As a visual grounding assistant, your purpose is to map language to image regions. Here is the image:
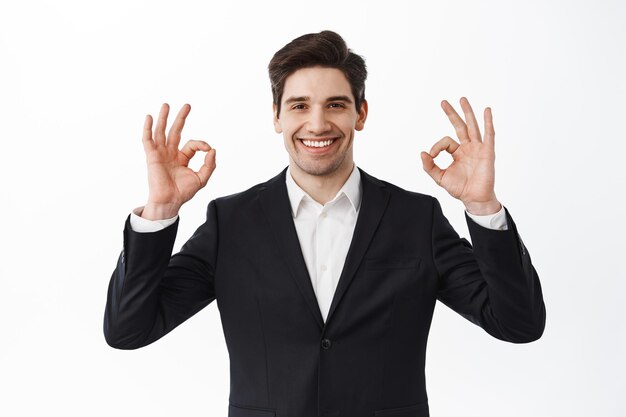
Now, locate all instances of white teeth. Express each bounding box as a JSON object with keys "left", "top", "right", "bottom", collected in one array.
[{"left": 302, "top": 139, "right": 335, "bottom": 148}]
